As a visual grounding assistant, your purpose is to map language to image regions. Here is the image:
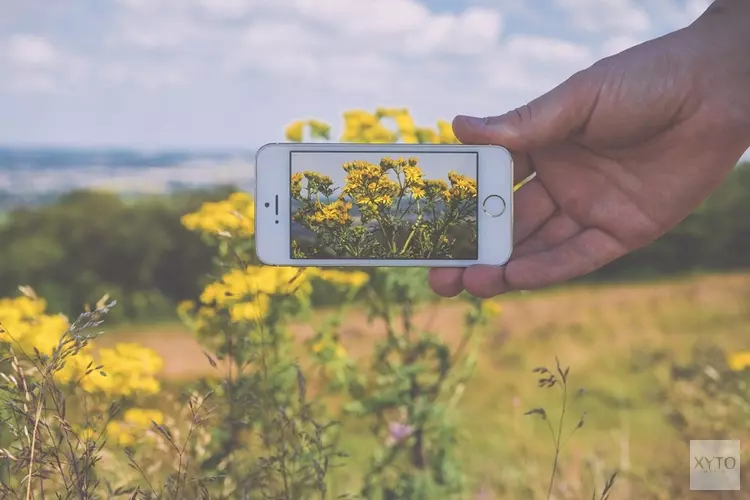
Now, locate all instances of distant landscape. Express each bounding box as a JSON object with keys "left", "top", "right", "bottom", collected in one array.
[
  {"left": 2, "top": 146, "right": 750, "bottom": 319},
  {"left": 0, "top": 147, "right": 256, "bottom": 209}
]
